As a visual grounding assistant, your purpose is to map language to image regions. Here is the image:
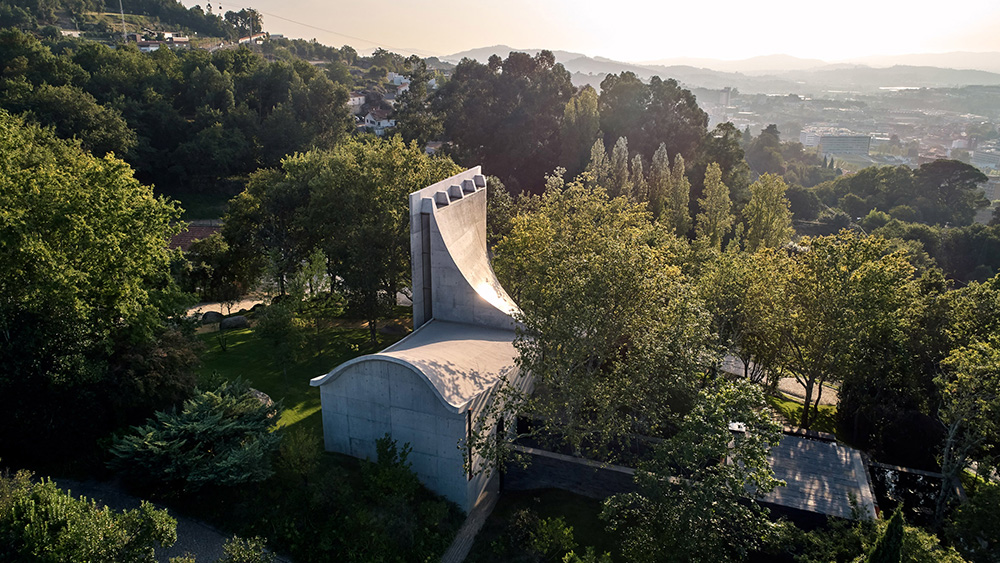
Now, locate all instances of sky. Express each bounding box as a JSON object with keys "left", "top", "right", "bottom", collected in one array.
[{"left": 181, "top": 0, "right": 1000, "bottom": 62}]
